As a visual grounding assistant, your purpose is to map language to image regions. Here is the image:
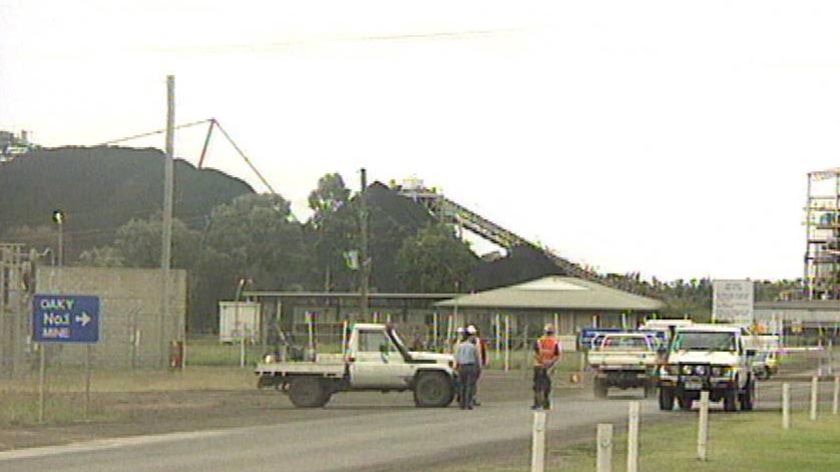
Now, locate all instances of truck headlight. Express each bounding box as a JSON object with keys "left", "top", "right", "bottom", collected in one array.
[
  {"left": 694, "top": 365, "right": 707, "bottom": 376},
  {"left": 681, "top": 365, "right": 693, "bottom": 375},
  {"left": 263, "top": 354, "right": 275, "bottom": 363},
  {"left": 663, "top": 365, "right": 679, "bottom": 375}
]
